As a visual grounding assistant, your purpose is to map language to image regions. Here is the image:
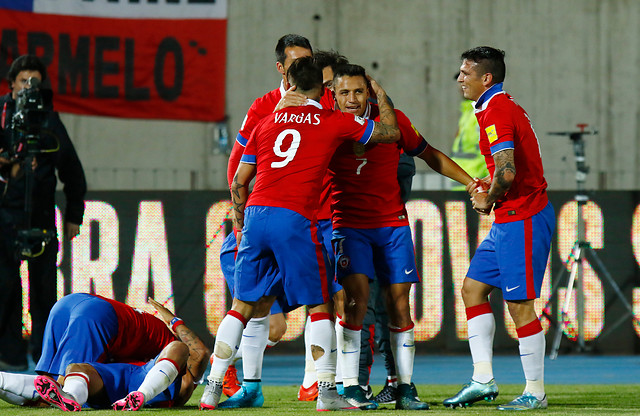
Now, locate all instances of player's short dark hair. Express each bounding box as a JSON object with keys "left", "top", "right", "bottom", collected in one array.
[
  {"left": 286, "top": 56, "right": 322, "bottom": 93},
  {"left": 332, "top": 63, "right": 367, "bottom": 83},
  {"left": 275, "top": 34, "right": 313, "bottom": 65},
  {"left": 460, "top": 46, "right": 506, "bottom": 84},
  {"left": 6, "top": 54, "right": 47, "bottom": 83},
  {"left": 313, "top": 50, "right": 349, "bottom": 72}
]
